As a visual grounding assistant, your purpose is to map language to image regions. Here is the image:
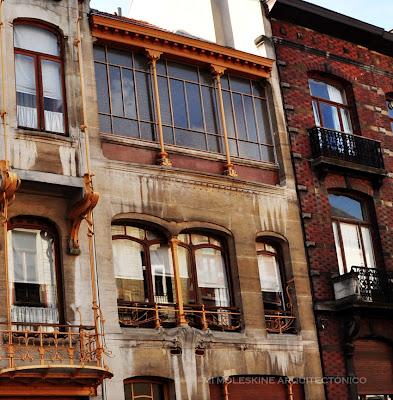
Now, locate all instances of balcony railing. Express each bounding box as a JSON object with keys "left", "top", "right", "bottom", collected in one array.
[
  {"left": 118, "top": 302, "right": 241, "bottom": 332},
  {"left": 333, "top": 267, "right": 393, "bottom": 304},
  {"left": 309, "top": 127, "right": 385, "bottom": 170}
]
